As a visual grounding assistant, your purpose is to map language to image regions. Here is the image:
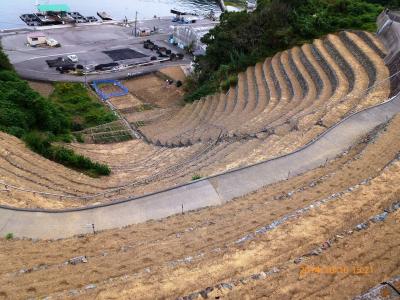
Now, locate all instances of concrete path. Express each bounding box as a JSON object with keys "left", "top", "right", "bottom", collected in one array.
[{"left": 1, "top": 92, "right": 400, "bottom": 239}]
